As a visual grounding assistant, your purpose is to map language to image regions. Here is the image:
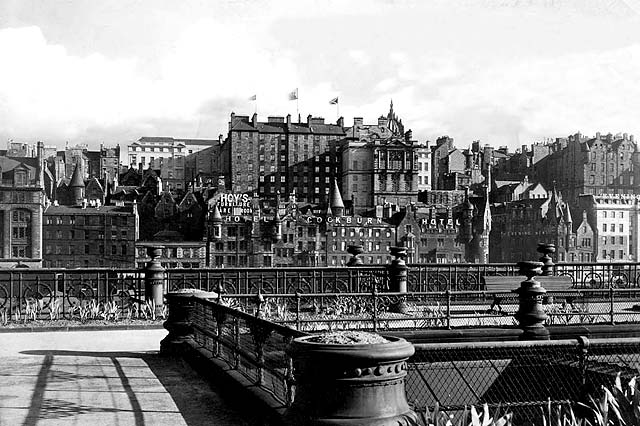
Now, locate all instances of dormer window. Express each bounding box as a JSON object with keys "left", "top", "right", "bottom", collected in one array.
[{"left": 15, "top": 171, "right": 27, "bottom": 187}]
